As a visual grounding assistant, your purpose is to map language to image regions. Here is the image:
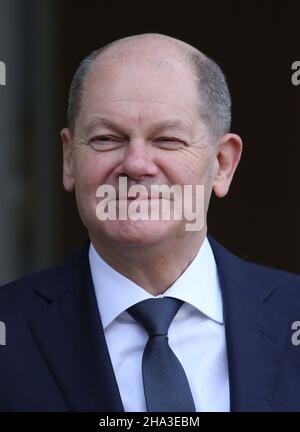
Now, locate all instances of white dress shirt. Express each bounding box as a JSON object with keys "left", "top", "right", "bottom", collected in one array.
[{"left": 89, "top": 237, "right": 230, "bottom": 412}]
